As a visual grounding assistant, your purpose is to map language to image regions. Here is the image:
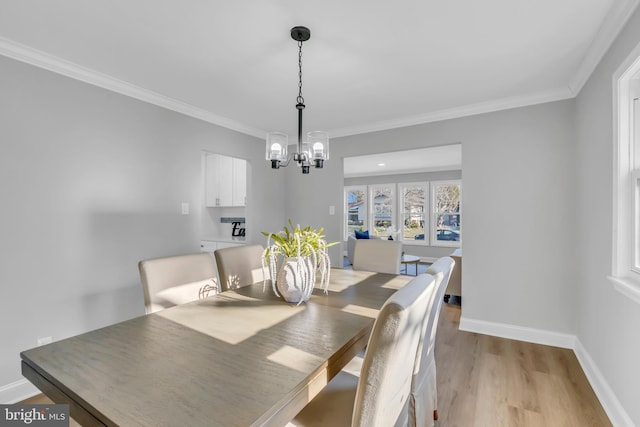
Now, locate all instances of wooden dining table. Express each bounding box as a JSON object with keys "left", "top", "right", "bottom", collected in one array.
[{"left": 21, "top": 268, "right": 413, "bottom": 426}]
